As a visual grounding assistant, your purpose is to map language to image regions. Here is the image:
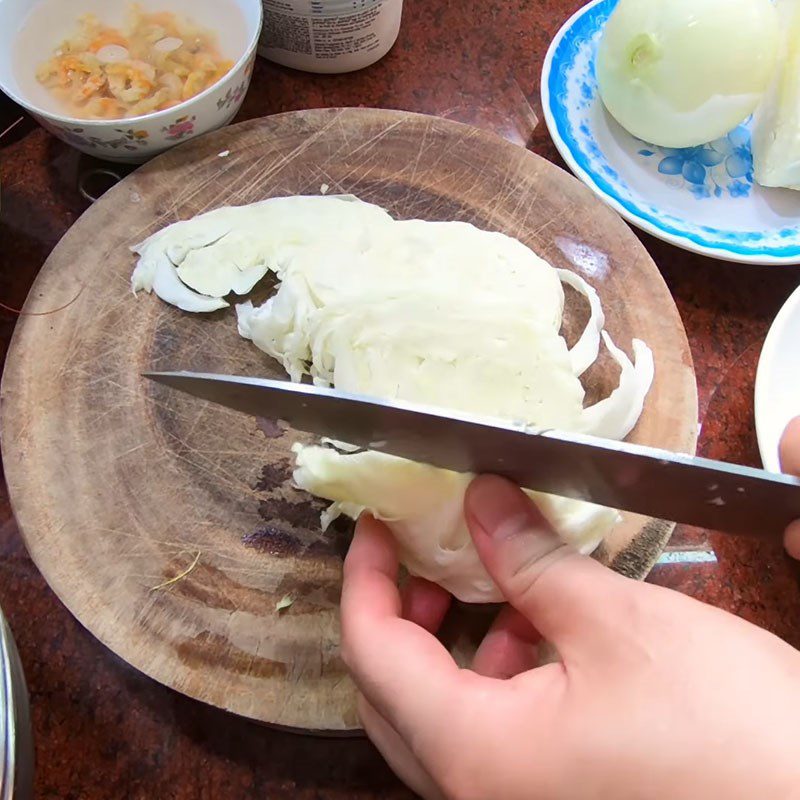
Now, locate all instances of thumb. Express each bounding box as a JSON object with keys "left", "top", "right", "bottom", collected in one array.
[
  {"left": 464, "top": 474, "right": 630, "bottom": 655},
  {"left": 779, "top": 416, "right": 800, "bottom": 559}
]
